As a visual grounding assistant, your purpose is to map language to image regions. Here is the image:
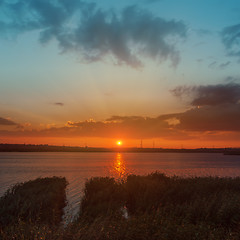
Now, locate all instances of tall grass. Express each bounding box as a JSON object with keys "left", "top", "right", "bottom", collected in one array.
[
  {"left": 74, "top": 172, "right": 240, "bottom": 239},
  {"left": 80, "top": 177, "right": 125, "bottom": 219},
  {"left": 2, "top": 173, "right": 240, "bottom": 239},
  {"left": 0, "top": 177, "right": 67, "bottom": 226}
]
